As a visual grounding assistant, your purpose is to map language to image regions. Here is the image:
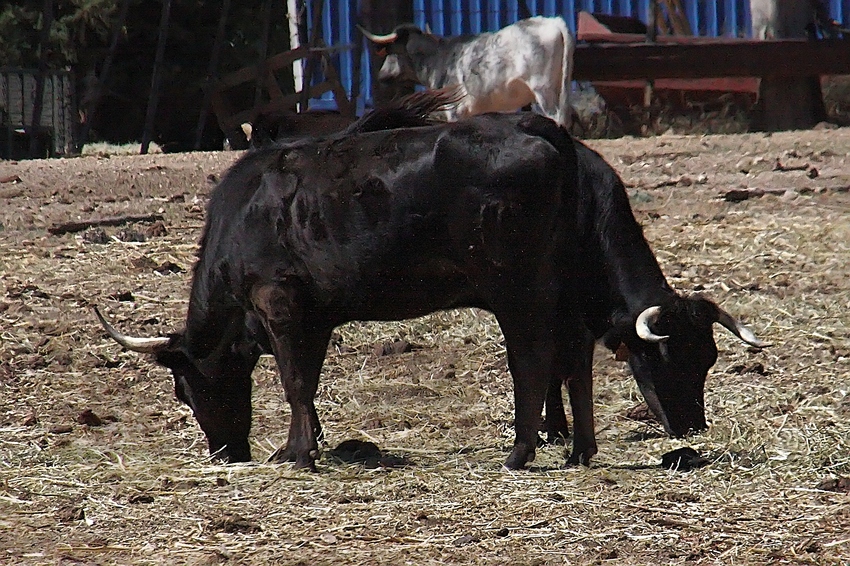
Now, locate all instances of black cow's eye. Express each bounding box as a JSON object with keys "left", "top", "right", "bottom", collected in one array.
[{"left": 659, "top": 342, "right": 670, "bottom": 362}]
